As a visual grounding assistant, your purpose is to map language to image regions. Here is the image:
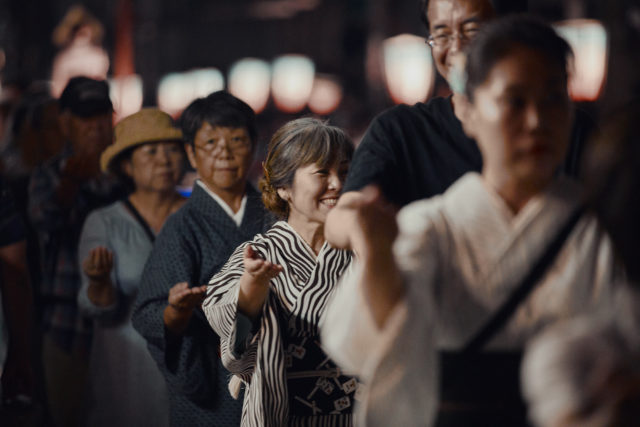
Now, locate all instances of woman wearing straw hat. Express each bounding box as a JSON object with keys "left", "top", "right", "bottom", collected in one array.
[{"left": 76, "top": 108, "right": 186, "bottom": 427}]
